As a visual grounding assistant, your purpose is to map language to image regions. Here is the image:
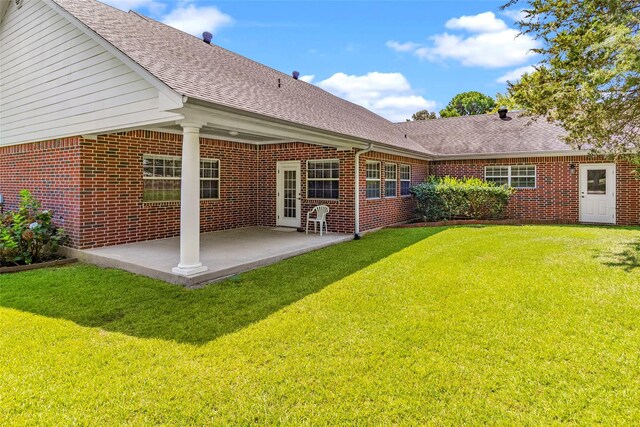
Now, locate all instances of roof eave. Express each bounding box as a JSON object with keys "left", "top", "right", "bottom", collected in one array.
[
  {"left": 182, "top": 98, "right": 434, "bottom": 160},
  {"left": 433, "top": 149, "right": 587, "bottom": 161}
]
